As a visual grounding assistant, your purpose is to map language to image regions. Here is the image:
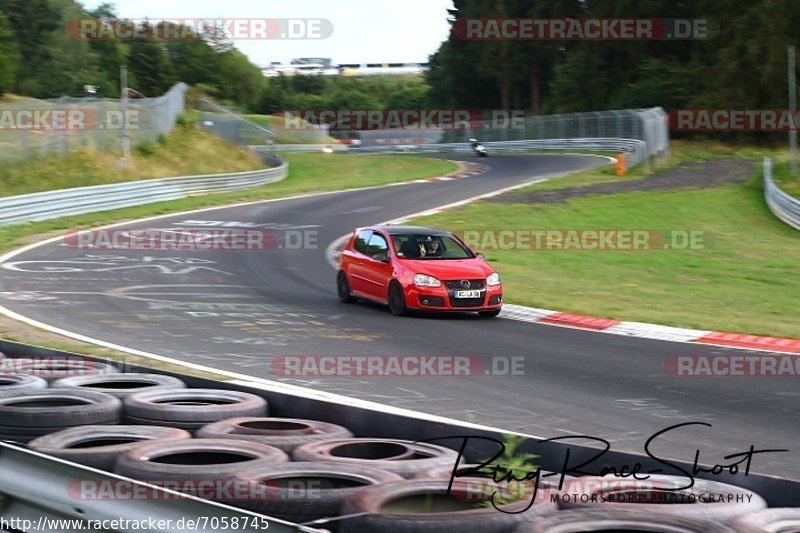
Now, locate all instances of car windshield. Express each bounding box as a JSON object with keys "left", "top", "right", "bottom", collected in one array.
[{"left": 391, "top": 234, "right": 473, "bottom": 260}]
